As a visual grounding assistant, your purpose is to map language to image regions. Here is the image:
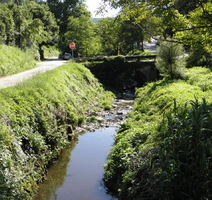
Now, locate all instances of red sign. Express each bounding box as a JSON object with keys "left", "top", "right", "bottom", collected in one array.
[{"left": 69, "top": 43, "right": 75, "bottom": 49}]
